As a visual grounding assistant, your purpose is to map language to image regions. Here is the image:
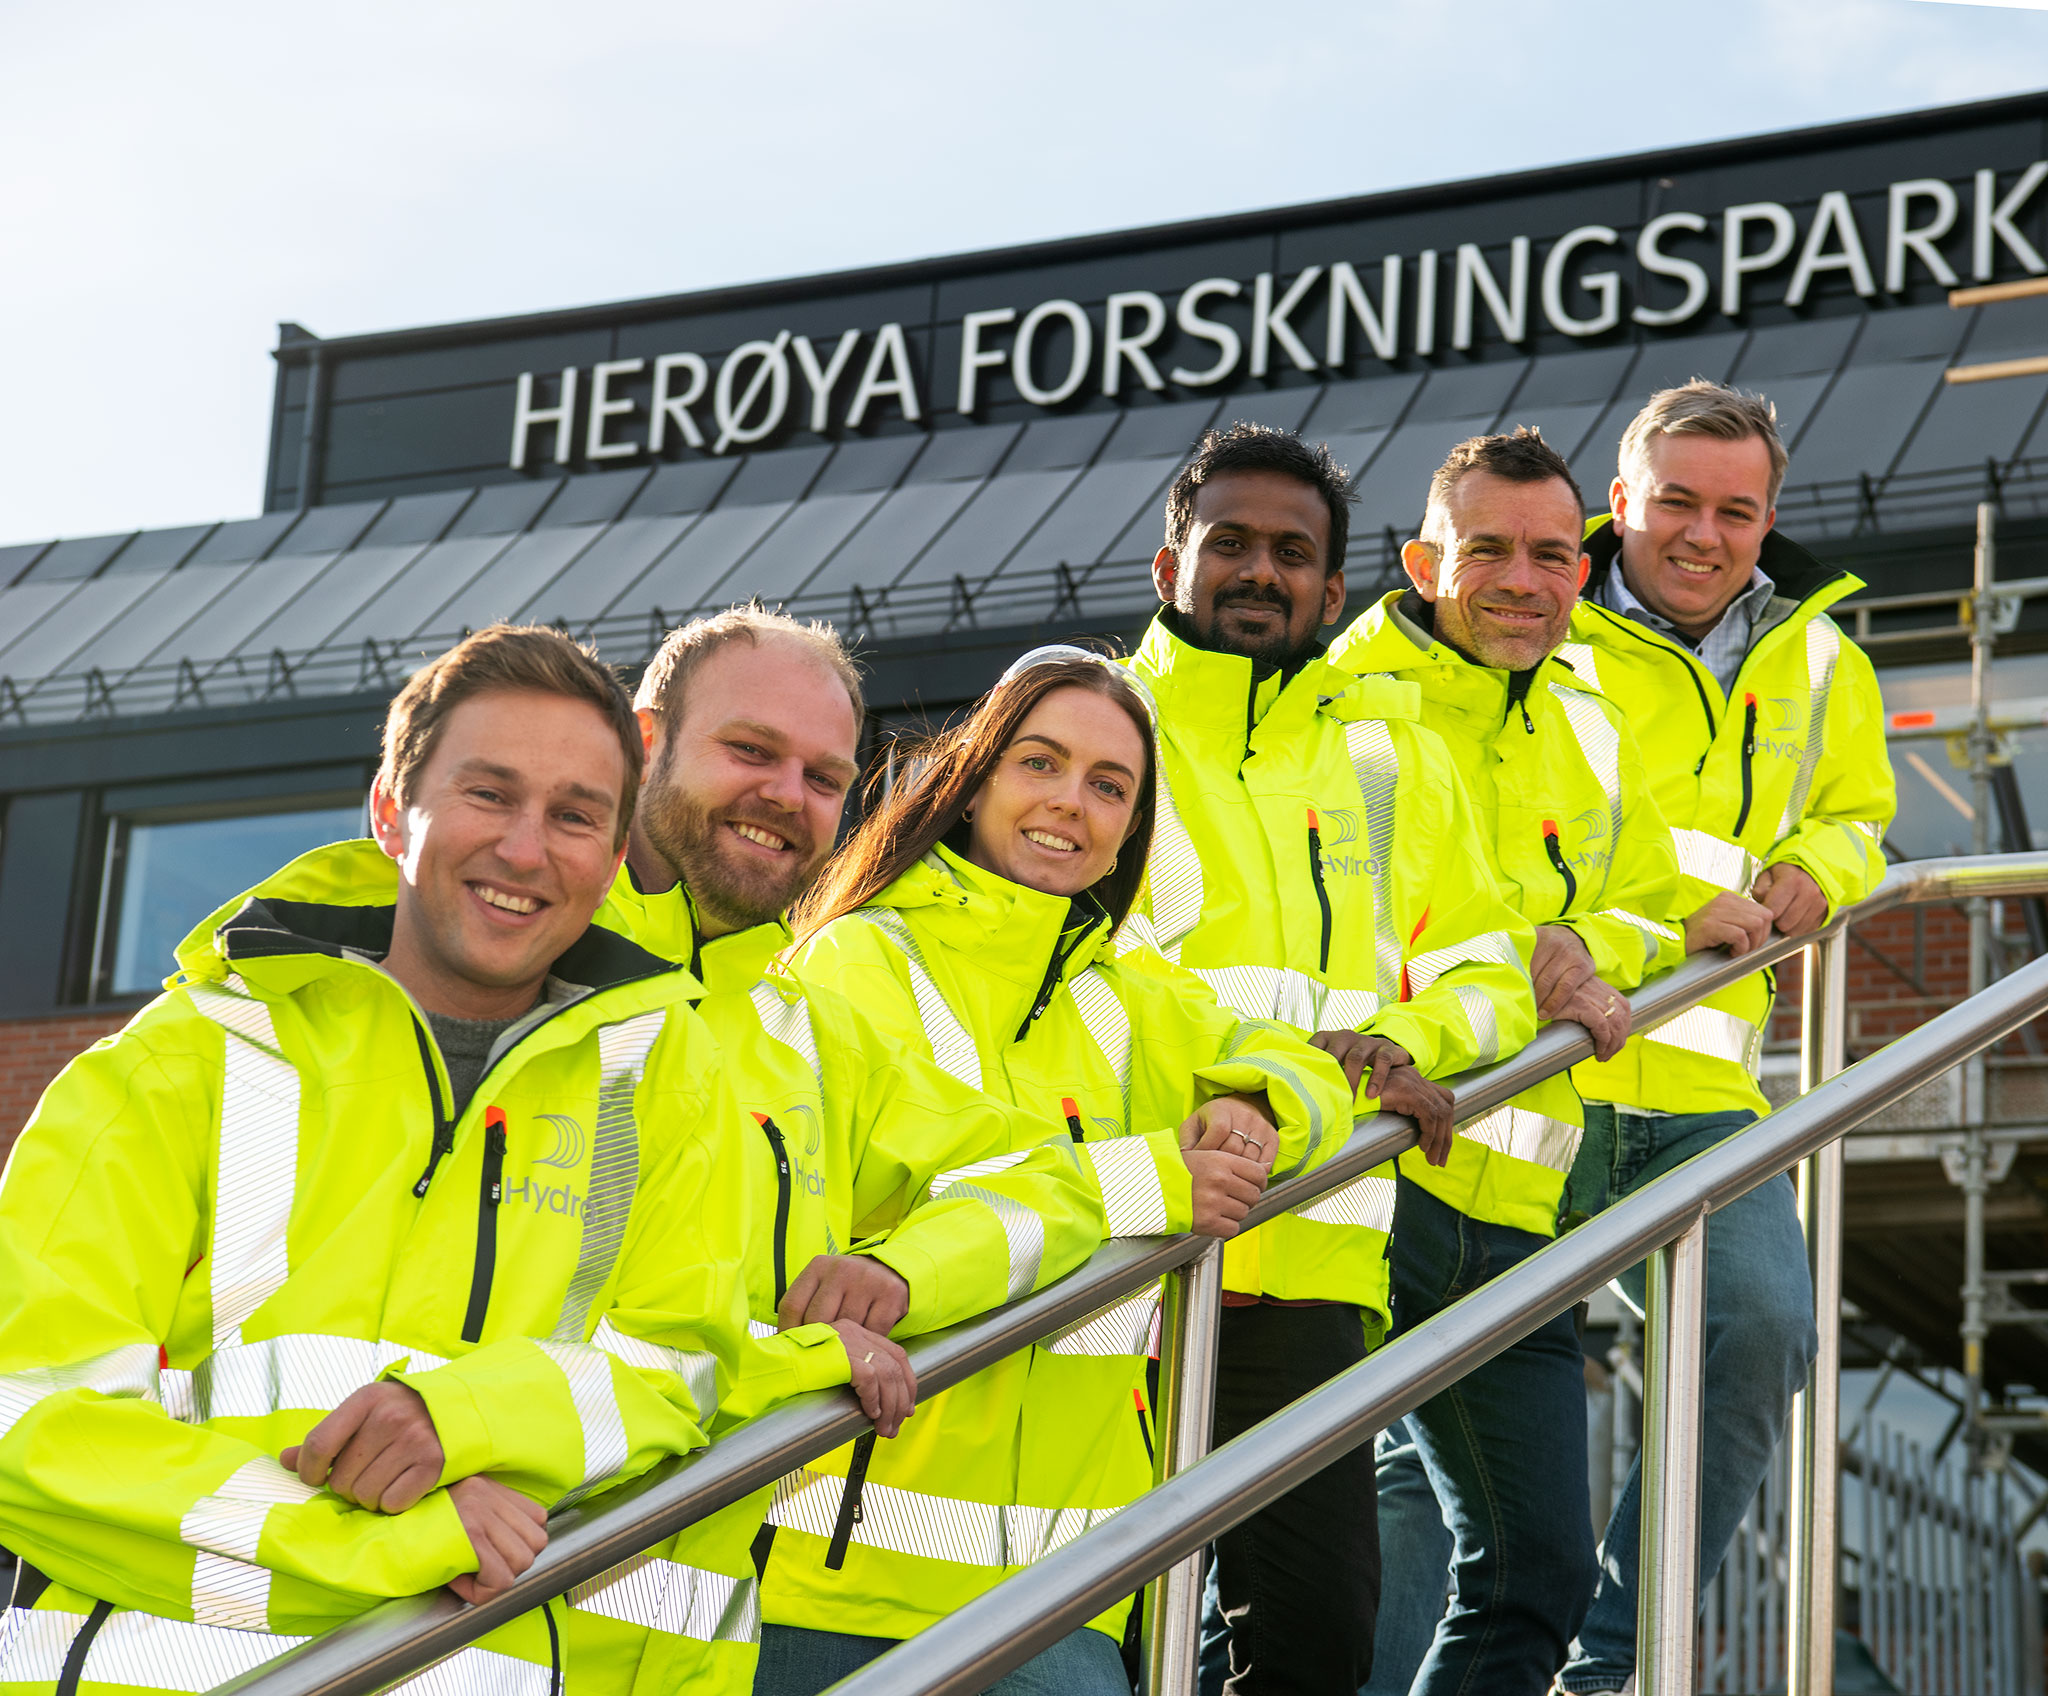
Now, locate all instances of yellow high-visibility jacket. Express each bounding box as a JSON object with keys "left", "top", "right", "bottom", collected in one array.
[
  {"left": 1565, "top": 518, "right": 1897, "bottom": 1116},
  {"left": 776, "top": 845, "right": 1352, "bottom": 1642},
  {"left": 1327, "top": 590, "right": 1684, "bottom": 1233},
  {"left": 0, "top": 840, "right": 764, "bottom": 1696},
  {"left": 1126, "top": 613, "right": 1539, "bottom": 1316}
]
